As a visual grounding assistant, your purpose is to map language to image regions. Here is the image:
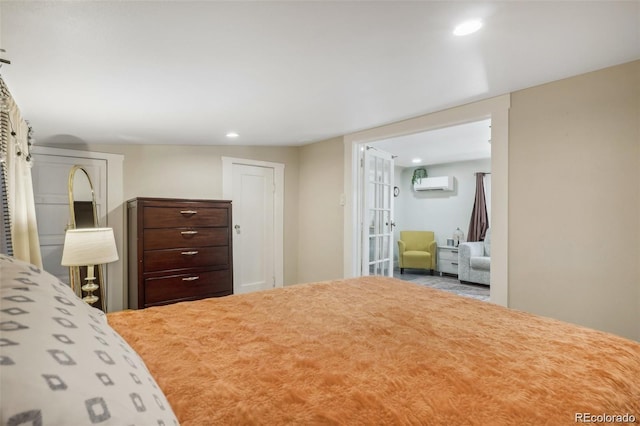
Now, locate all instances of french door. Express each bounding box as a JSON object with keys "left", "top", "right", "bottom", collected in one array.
[{"left": 361, "top": 146, "right": 395, "bottom": 276}]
